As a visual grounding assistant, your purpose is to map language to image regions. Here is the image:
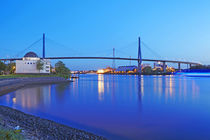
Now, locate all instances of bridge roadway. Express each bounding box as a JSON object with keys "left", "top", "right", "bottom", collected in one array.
[{"left": 0, "top": 56, "right": 200, "bottom": 65}]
